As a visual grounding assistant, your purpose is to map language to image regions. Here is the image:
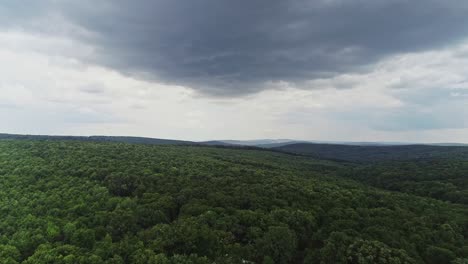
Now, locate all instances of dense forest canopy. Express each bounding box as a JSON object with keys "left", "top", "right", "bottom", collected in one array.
[
  {"left": 0, "top": 139, "right": 467, "bottom": 263},
  {"left": 343, "top": 160, "right": 468, "bottom": 205},
  {"left": 273, "top": 143, "right": 468, "bottom": 163},
  {"left": 0, "top": 133, "right": 195, "bottom": 145}
]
